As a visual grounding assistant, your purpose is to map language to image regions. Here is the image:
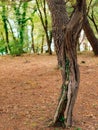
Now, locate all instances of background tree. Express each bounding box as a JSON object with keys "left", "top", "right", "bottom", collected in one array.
[
  {"left": 1, "top": 2, "right": 11, "bottom": 54},
  {"left": 35, "top": 0, "right": 52, "bottom": 54},
  {"left": 13, "top": 1, "right": 28, "bottom": 55},
  {"left": 83, "top": 0, "right": 98, "bottom": 55},
  {"left": 66, "top": 0, "right": 98, "bottom": 55},
  {"left": 0, "top": 0, "right": 98, "bottom": 55}
]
